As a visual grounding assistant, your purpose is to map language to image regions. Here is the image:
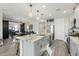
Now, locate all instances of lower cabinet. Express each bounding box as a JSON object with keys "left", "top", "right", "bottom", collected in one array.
[
  {"left": 70, "top": 36, "right": 79, "bottom": 56},
  {"left": 19, "top": 35, "right": 50, "bottom": 56}
]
